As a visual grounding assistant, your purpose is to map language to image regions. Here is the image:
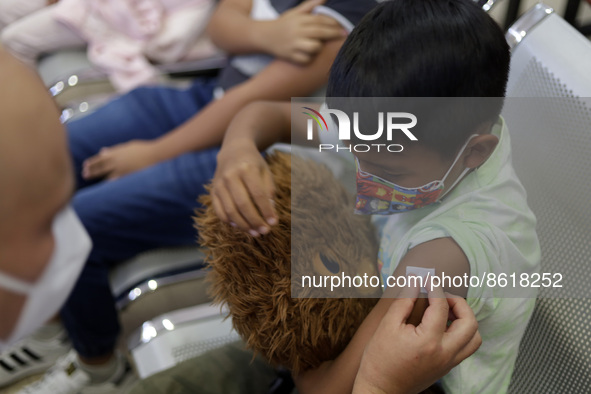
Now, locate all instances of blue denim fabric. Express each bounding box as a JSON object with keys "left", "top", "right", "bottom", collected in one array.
[{"left": 61, "top": 79, "right": 219, "bottom": 358}]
